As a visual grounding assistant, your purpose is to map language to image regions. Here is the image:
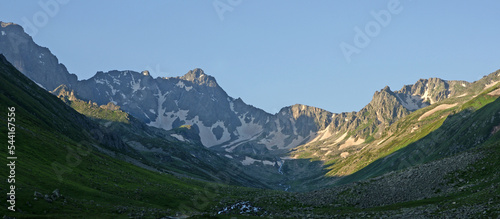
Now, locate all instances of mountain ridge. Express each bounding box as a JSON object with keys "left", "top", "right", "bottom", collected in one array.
[{"left": 2, "top": 20, "right": 500, "bottom": 192}]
